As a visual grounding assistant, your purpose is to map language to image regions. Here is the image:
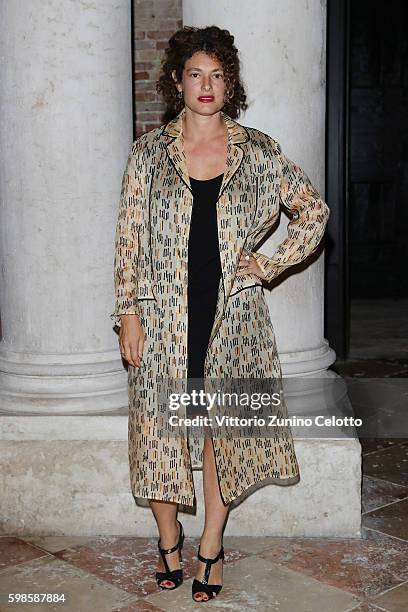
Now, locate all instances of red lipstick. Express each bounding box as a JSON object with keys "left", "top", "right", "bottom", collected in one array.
[{"left": 198, "top": 96, "right": 214, "bottom": 102}]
